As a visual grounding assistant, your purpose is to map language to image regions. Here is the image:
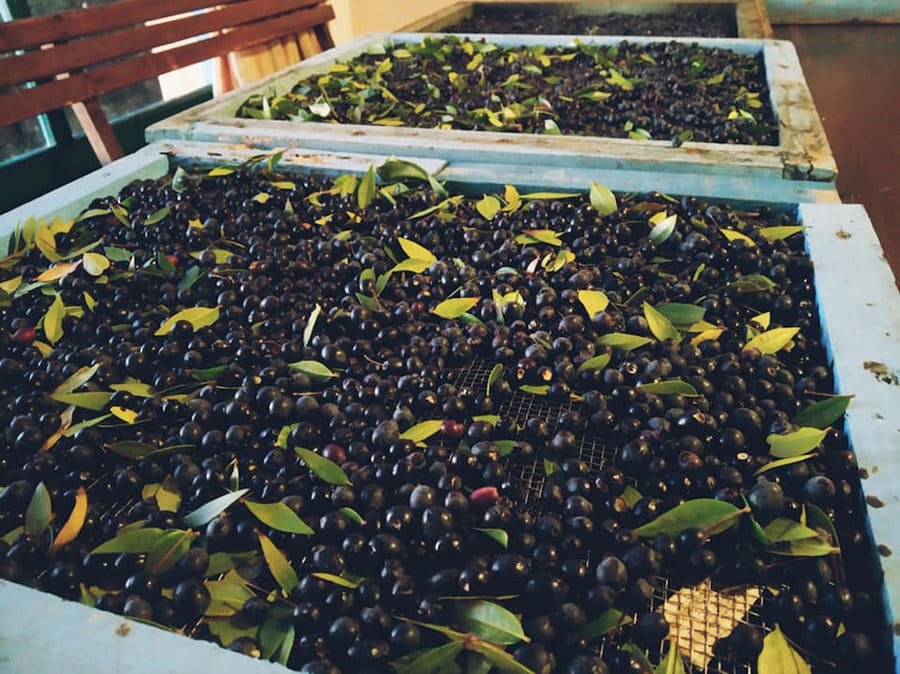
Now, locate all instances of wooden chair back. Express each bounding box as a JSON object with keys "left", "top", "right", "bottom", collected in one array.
[{"left": 0, "top": 0, "right": 335, "bottom": 164}]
